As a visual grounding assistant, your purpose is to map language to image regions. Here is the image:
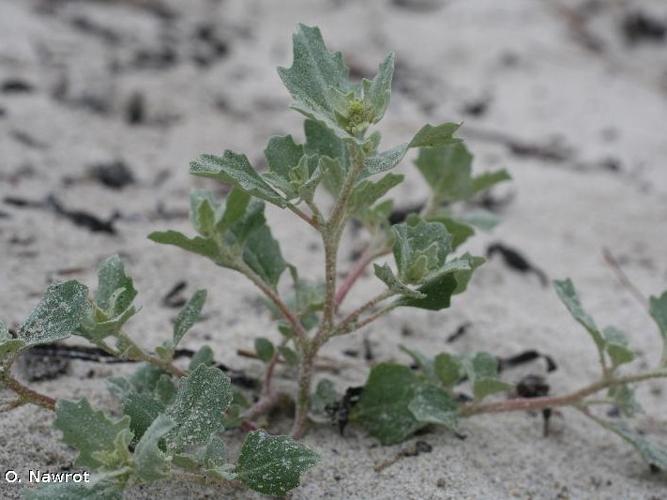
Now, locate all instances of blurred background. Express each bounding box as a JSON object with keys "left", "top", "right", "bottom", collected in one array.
[{"left": 1, "top": 1, "right": 667, "bottom": 497}]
